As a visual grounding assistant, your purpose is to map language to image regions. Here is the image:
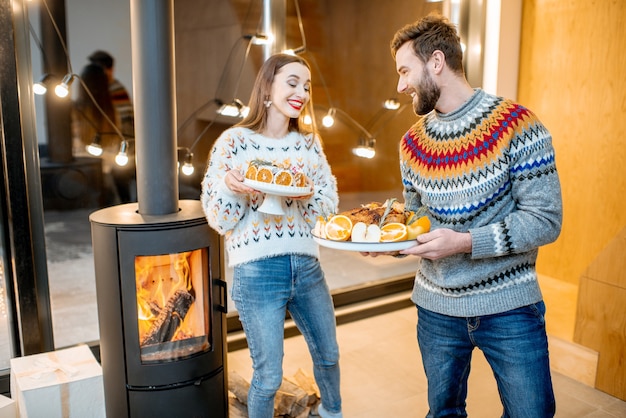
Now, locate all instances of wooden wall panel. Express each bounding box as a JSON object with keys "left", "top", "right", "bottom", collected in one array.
[
  {"left": 574, "top": 226, "right": 626, "bottom": 400},
  {"left": 518, "top": 0, "right": 626, "bottom": 285},
  {"left": 174, "top": 0, "right": 441, "bottom": 197}
]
